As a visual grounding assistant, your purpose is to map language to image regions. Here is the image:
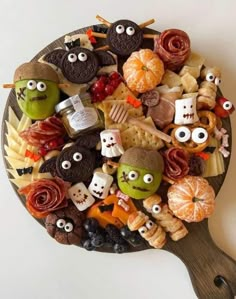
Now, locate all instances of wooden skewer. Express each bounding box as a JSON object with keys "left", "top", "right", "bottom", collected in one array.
[
  {"left": 94, "top": 45, "right": 110, "bottom": 51},
  {"left": 139, "top": 19, "right": 155, "bottom": 29},
  {"left": 109, "top": 104, "right": 172, "bottom": 143},
  {"left": 96, "top": 15, "right": 111, "bottom": 27},
  {"left": 143, "top": 34, "right": 159, "bottom": 39},
  {"left": 91, "top": 32, "right": 107, "bottom": 38},
  {"left": 3, "top": 83, "right": 15, "bottom": 88}
]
